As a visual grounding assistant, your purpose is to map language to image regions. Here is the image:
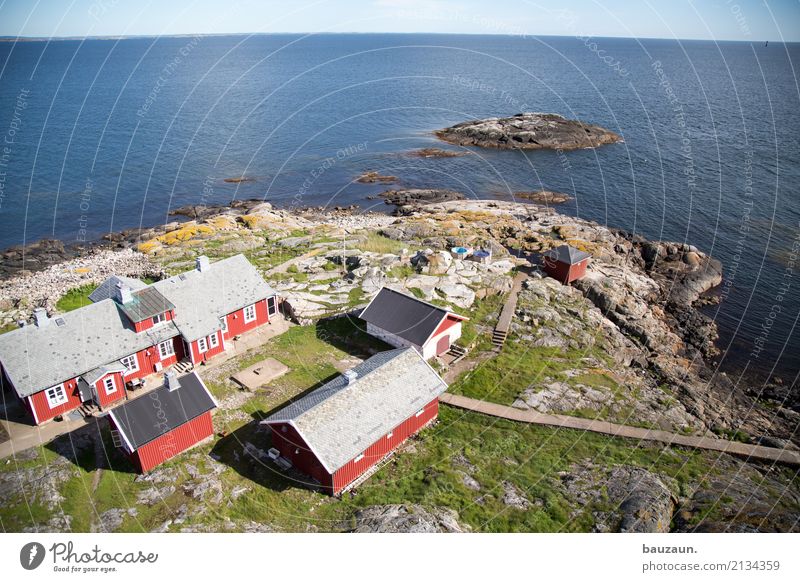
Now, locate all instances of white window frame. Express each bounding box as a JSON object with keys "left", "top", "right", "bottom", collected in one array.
[
  {"left": 45, "top": 384, "right": 67, "bottom": 408},
  {"left": 103, "top": 375, "right": 117, "bottom": 395},
  {"left": 197, "top": 337, "right": 208, "bottom": 354},
  {"left": 151, "top": 312, "right": 167, "bottom": 326},
  {"left": 120, "top": 354, "right": 139, "bottom": 376},
  {"left": 415, "top": 409, "right": 425, "bottom": 418},
  {"left": 267, "top": 295, "right": 278, "bottom": 316},
  {"left": 208, "top": 332, "right": 219, "bottom": 349},
  {"left": 243, "top": 303, "right": 257, "bottom": 323},
  {"left": 354, "top": 453, "right": 365, "bottom": 463},
  {"left": 220, "top": 316, "right": 228, "bottom": 334},
  {"left": 158, "top": 340, "right": 175, "bottom": 359},
  {"left": 386, "top": 431, "right": 394, "bottom": 440}
]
